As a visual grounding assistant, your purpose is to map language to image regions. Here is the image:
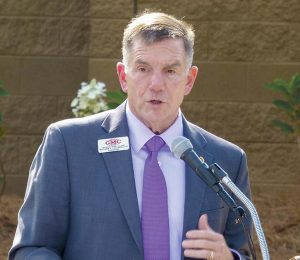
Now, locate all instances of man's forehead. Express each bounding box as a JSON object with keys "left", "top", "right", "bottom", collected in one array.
[
  {"left": 130, "top": 38, "right": 186, "bottom": 61},
  {"left": 131, "top": 36, "right": 185, "bottom": 49}
]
